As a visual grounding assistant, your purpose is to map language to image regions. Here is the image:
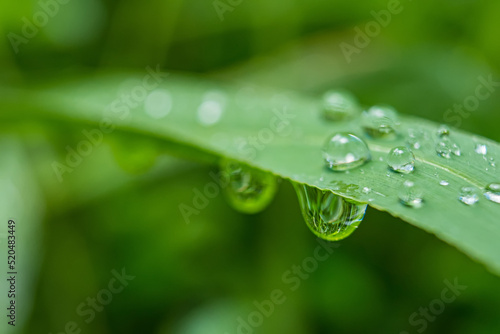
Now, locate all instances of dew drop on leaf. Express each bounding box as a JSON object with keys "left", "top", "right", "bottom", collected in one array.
[
  {"left": 436, "top": 138, "right": 461, "bottom": 158},
  {"left": 484, "top": 183, "right": 500, "bottom": 204},
  {"left": 144, "top": 88, "right": 172, "bottom": 119},
  {"left": 293, "top": 183, "right": 367, "bottom": 241},
  {"left": 440, "top": 180, "right": 450, "bottom": 186},
  {"left": 322, "top": 132, "right": 371, "bottom": 171},
  {"left": 321, "top": 90, "right": 360, "bottom": 121},
  {"left": 458, "top": 186, "right": 480, "bottom": 206},
  {"left": 197, "top": 91, "right": 226, "bottom": 126},
  {"left": 361, "top": 105, "right": 399, "bottom": 138},
  {"left": 387, "top": 146, "right": 415, "bottom": 174},
  {"left": 399, "top": 180, "right": 424, "bottom": 208},
  {"left": 407, "top": 128, "right": 430, "bottom": 150},
  {"left": 220, "top": 159, "right": 277, "bottom": 214},
  {"left": 475, "top": 144, "right": 488, "bottom": 155},
  {"left": 437, "top": 124, "right": 450, "bottom": 137}
]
